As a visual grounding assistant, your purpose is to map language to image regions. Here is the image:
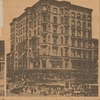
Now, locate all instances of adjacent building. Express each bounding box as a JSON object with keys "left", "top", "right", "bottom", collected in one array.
[
  {"left": 0, "top": 40, "right": 5, "bottom": 96},
  {"left": 7, "top": 0, "right": 98, "bottom": 96}
]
